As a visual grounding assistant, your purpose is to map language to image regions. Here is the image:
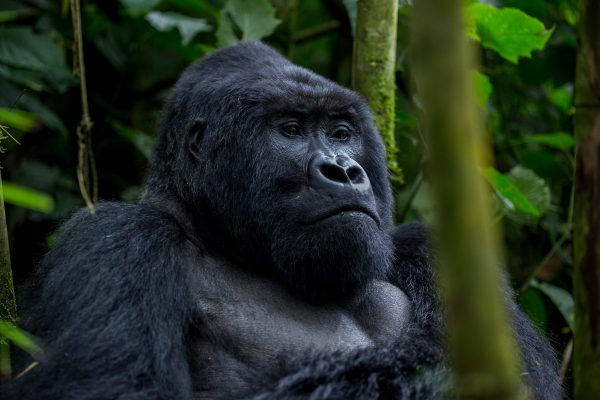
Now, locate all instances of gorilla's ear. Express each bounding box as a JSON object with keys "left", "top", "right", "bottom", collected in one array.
[{"left": 188, "top": 118, "right": 206, "bottom": 162}]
